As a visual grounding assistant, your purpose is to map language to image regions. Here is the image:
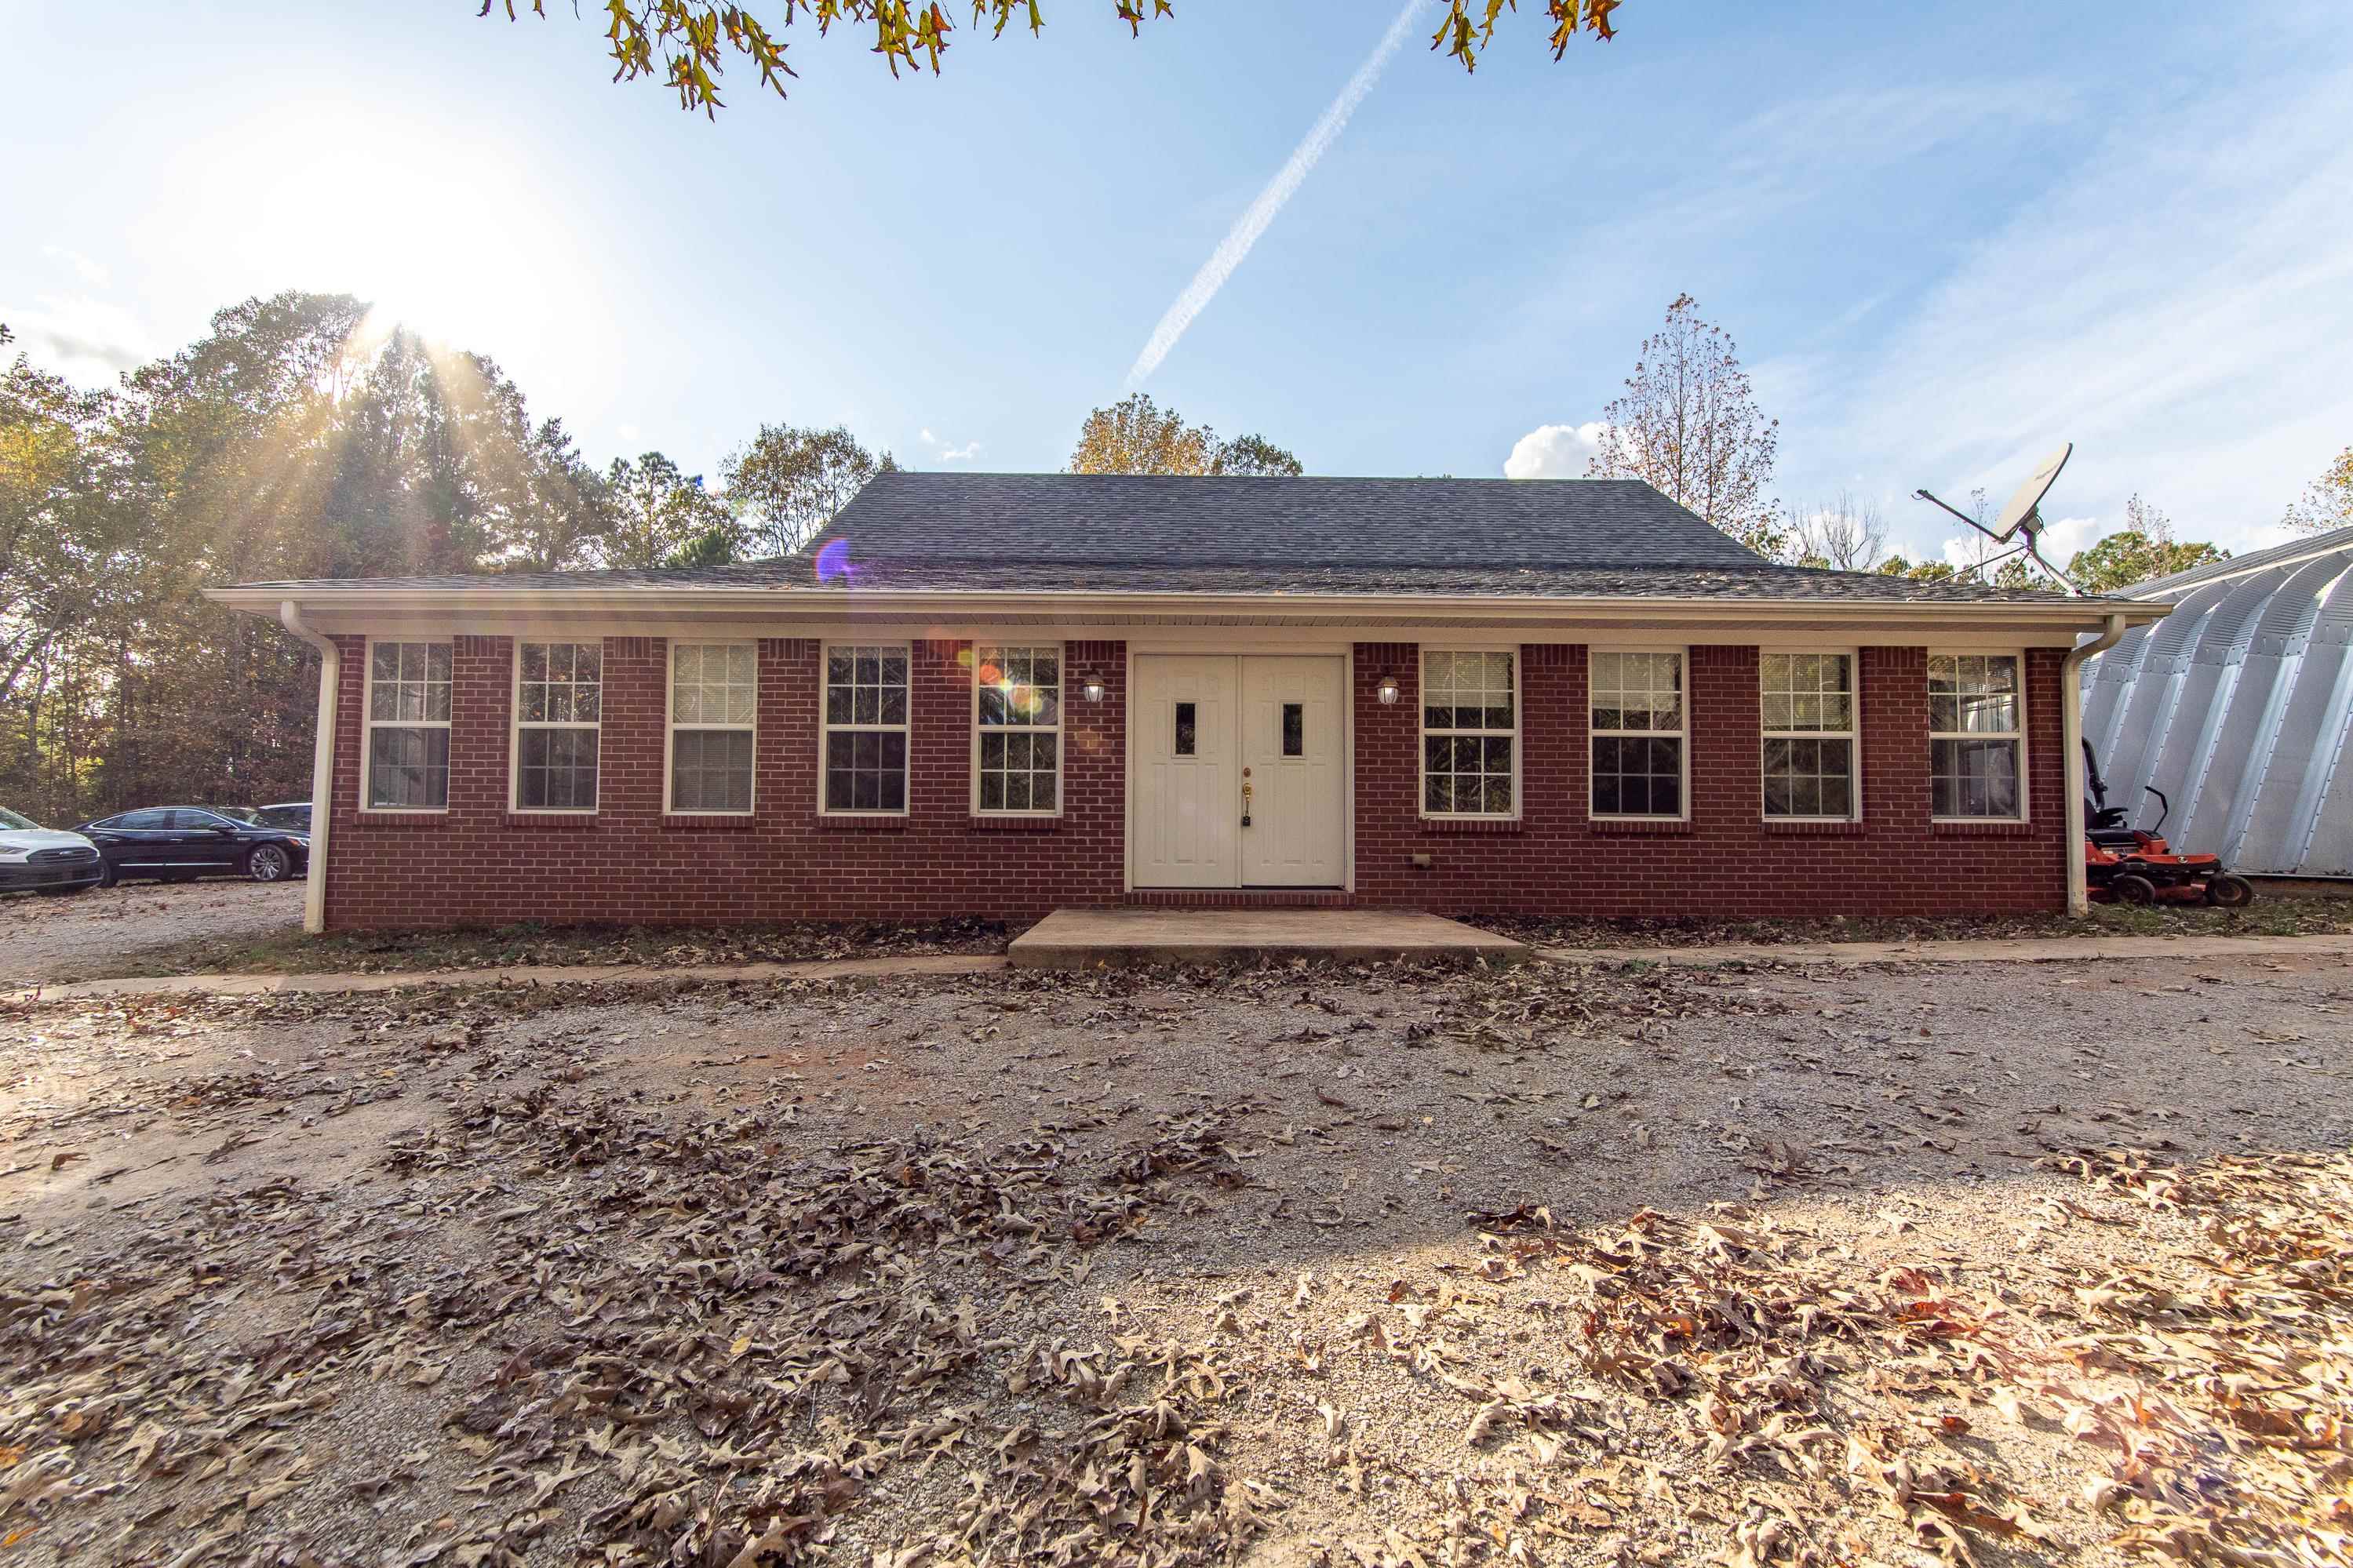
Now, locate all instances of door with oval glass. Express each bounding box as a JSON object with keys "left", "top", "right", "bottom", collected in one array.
[{"left": 1131, "top": 654, "right": 1346, "bottom": 888}]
